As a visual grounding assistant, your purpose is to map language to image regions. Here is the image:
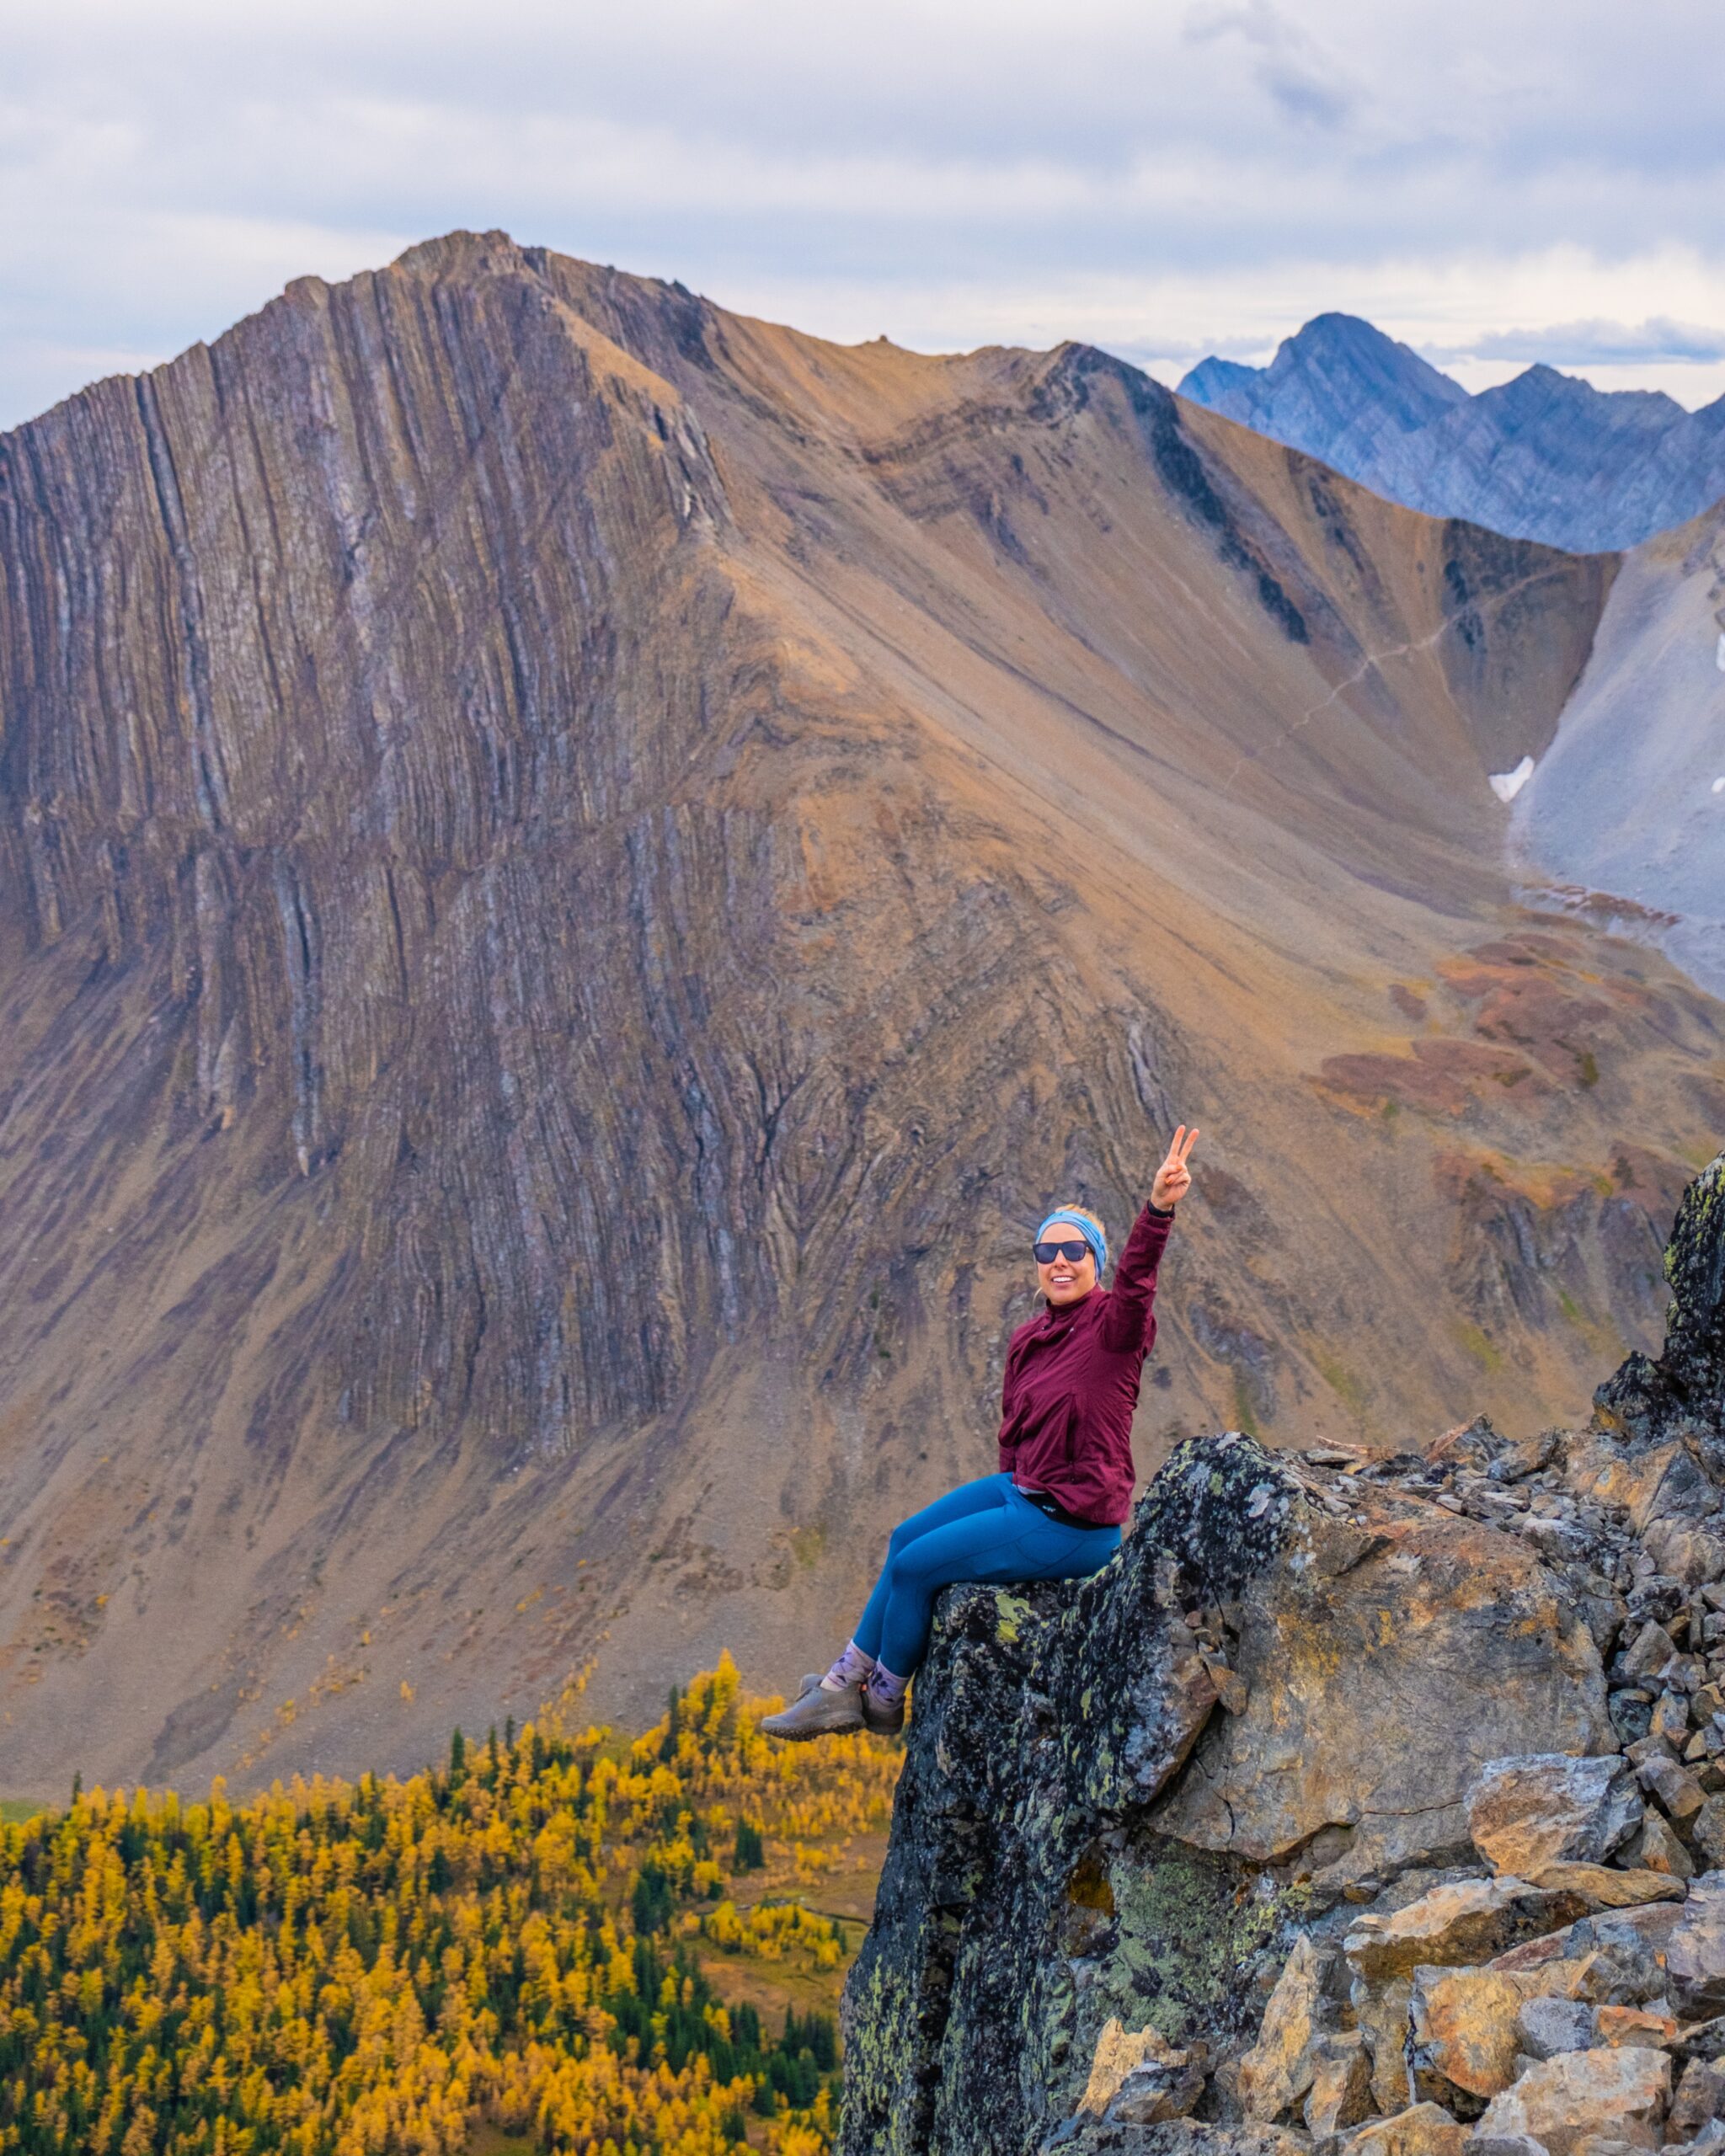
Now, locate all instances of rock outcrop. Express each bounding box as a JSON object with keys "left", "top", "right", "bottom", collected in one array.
[
  {"left": 841, "top": 1154, "right": 1725, "bottom": 2155},
  {"left": 1595, "top": 1153, "right": 1725, "bottom": 1446},
  {"left": 3, "top": 232, "right": 1716, "bottom": 1790}
]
